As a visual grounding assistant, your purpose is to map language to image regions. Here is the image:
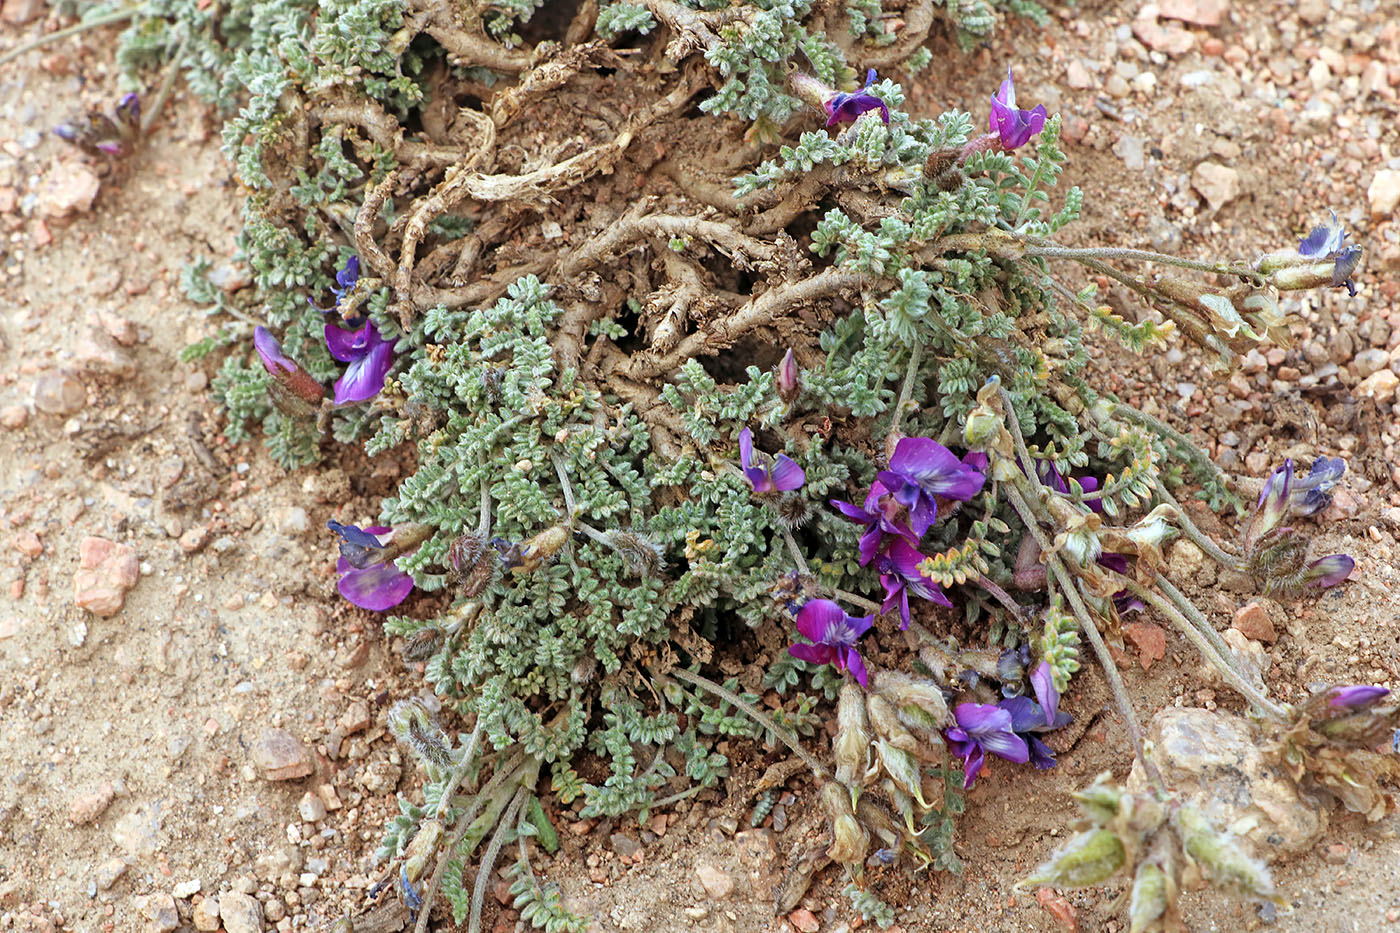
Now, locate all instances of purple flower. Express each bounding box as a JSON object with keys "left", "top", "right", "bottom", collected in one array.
[
  {"left": 1245, "top": 459, "right": 1296, "bottom": 549},
  {"left": 945, "top": 702, "right": 1029, "bottom": 789},
  {"left": 876, "top": 437, "right": 986, "bottom": 537},
  {"left": 1303, "top": 553, "right": 1354, "bottom": 588},
  {"left": 777, "top": 349, "right": 800, "bottom": 402},
  {"left": 788, "top": 599, "right": 875, "bottom": 688},
  {"left": 312, "top": 255, "right": 362, "bottom": 314},
  {"left": 115, "top": 93, "right": 140, "bottom": 129},
  {"left": 1029, "top": 661, "right": 1059, "bottom": 726},
  {"left": 1037, "top": 460, "right": 1103, "bottom": 513},
  {"left": 1298, "top": 212, "right": 1362, "bottom": 297},
  {"left": 825, "top": 69, "right": 890, "bottom": 127},
  {"left": 830, "top": 479, "right": 920, "bottom": 565},
  {"left": 1289, "top": 456, "right": 1346, "bottom": 517},
  {"left": 988, "top": 67, "right": 1048, "bottom": 151},
  {"left": 874, "top": 539, "right": 952, "bottom": 629},
  {"left": 1096, "top": 552, "right": 1146, "bottom": 615},
  {"left": 1327, "top": 685, "right": 1390, "bottom": 711},
  {"left": 328, "top": 522, "right": 414, "bottom": 611},
  {"left": 325, "top": 317, "right": 395, "bottom": 404},
  {"left": 998, "top": 695, "right": 1072, "bottom": 770},
  {"left": 738, "top": 427, "right": 805, "bottom": 494},
  {"left": 254, "top": 326, "right": 327, "bottom": 403}
]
